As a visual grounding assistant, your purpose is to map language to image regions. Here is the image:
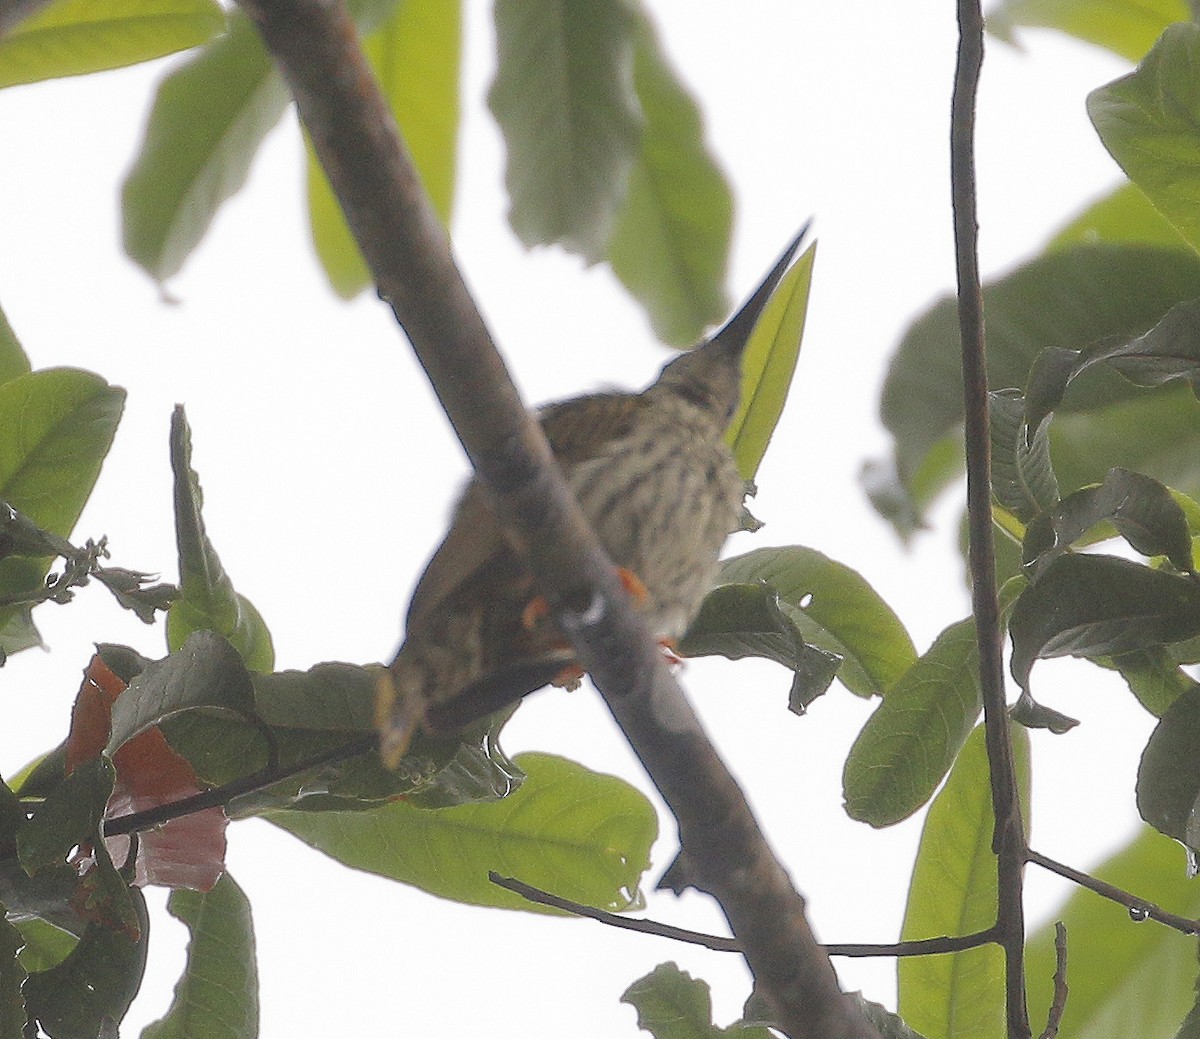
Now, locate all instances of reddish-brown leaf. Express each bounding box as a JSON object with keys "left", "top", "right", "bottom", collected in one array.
[{"left": 66, "top": 653, "right": 228, "bottom": 892}]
